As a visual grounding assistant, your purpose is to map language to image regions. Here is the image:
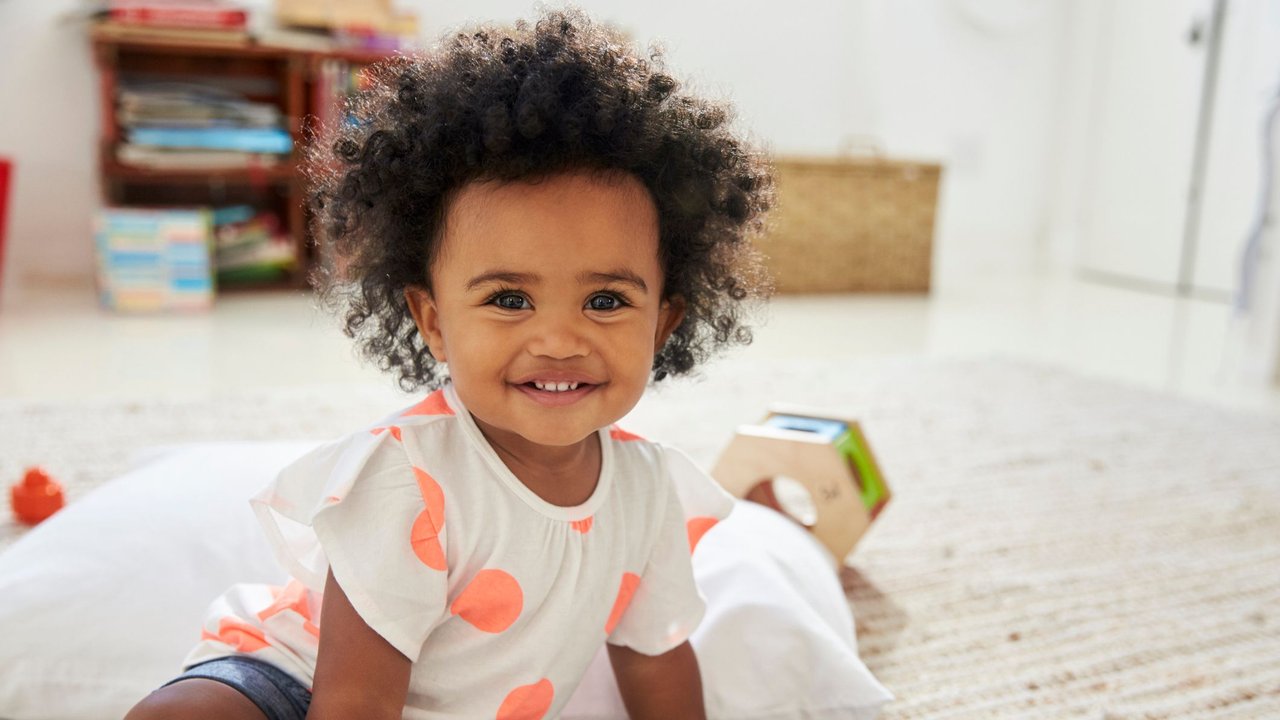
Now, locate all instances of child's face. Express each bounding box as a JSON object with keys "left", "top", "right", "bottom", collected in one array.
[{"left": 406, "top": 171, "right": 684, "bottom": 451}]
